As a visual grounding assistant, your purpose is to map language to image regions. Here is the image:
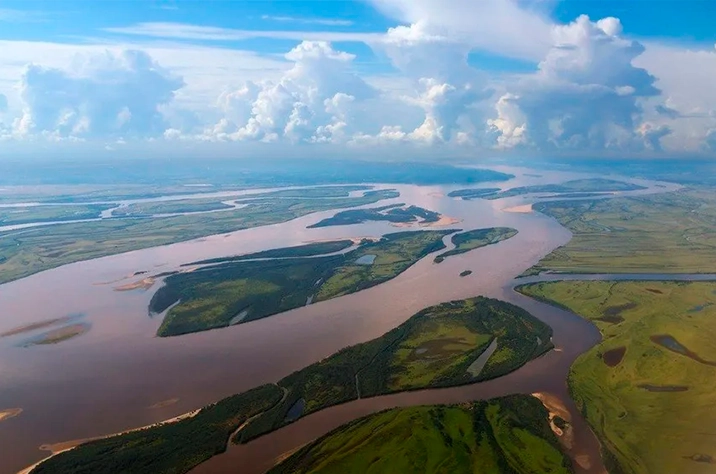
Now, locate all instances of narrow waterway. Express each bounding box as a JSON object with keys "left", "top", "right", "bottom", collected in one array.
[{"left": 0, "top": 167, "right": 681, "bottom": 474}]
